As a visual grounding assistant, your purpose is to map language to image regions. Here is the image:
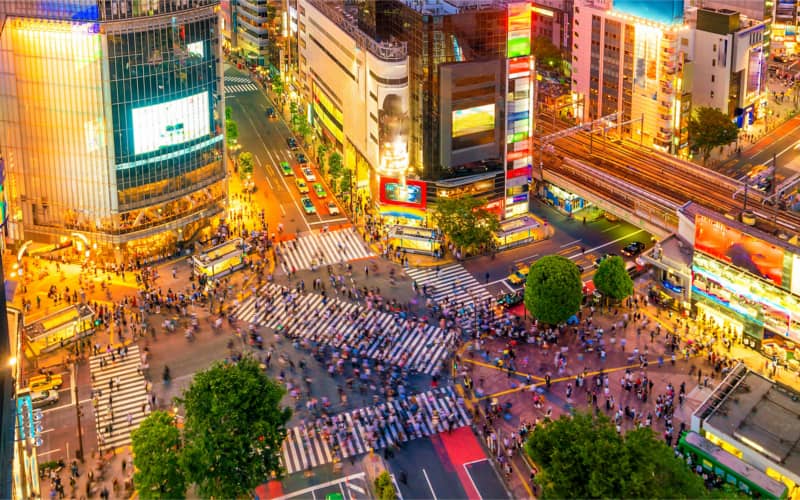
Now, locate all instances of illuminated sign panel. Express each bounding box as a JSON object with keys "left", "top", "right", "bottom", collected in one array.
[
  {"left": 793, "top": 254, "right": 800, "bottom": 296},
  {"left": 694, "top": 214, "right": 784, "bottom": 287},
  {"left": 452, "top": 104, "right": 495, "bottom": 138},
  {"left": 132, "top": 92, "right": 210, "bottom": 155},
  {"left": 187, "top": 41, "right": 205, "bottom": 58},
  {"left": 379, "top": 177, "right": 426, "bottom": 209}
]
